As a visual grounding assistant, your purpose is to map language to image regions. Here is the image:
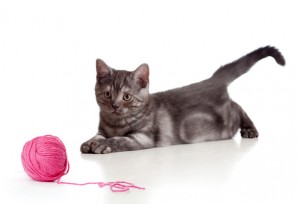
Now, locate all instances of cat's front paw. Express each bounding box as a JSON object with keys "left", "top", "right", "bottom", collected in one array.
[
  {"left": 80, "top": 142, "right": 91, "bottom": 153},
  {"left": 80, "top": 137, "right": 112, "bottom": 154}
]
